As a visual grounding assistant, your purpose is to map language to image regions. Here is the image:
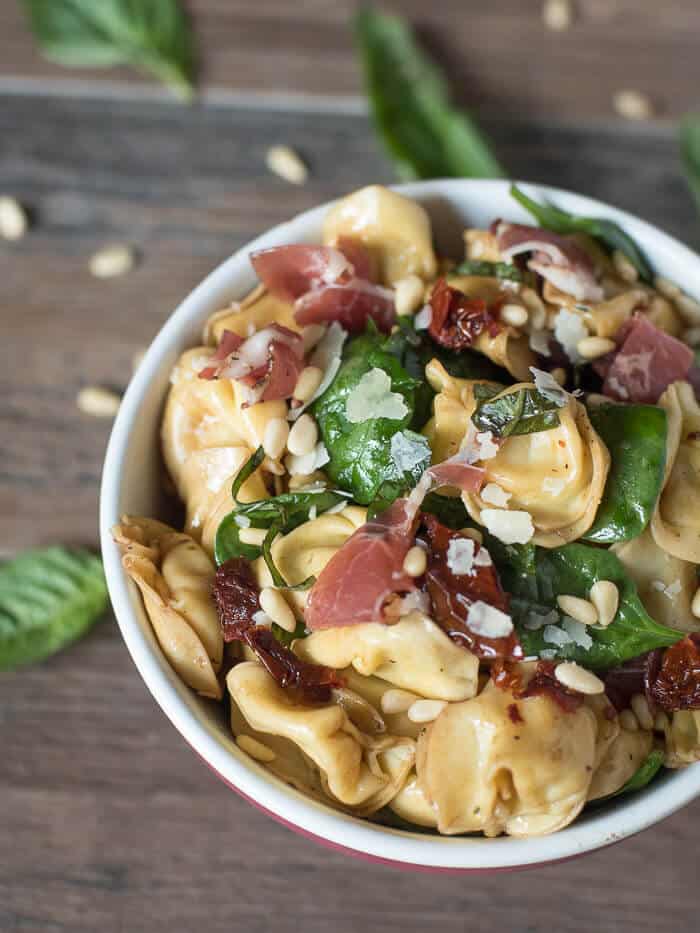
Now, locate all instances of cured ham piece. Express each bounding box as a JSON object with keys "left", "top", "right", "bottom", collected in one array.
[
  {"left": 295, "top": 279, "right": 396, "bottom": 334},
  {"left": 494, "top": 221, "right": 603, "bottom": 302},
  {"left": 599, "top": 314, "right": 693, "bottom": 403},
  {"left": 428, "top": 278, "right": 499, "bottom": 350},
  {"left": 334, "top": 236, "right": 374, "bottom": 281},
  {"left": 428, "top": 460, "right": 487, "bottom": 493},
  {"left": 250, "top": 245, "right": 352, "bottom": 301},
  {"left": 198, "top": 330, "right": 244, "bottom": 380}
]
